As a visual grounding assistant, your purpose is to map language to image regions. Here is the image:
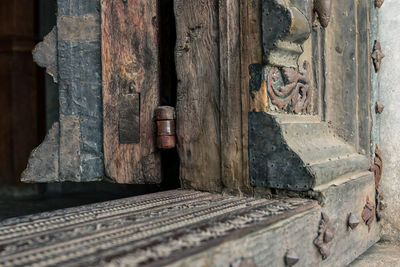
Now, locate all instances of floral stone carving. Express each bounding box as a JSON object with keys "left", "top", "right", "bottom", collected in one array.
[{"left": 266, "top": 61, "right": 313, "bottom": 114}]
